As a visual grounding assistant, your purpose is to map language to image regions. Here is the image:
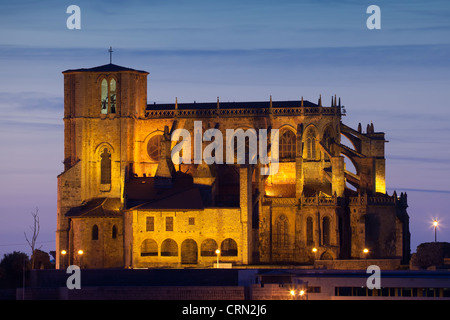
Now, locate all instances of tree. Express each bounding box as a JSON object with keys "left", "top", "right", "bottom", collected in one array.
[
  {"left": 24, "top": 207, "right": 41, "bottom": 269},
  {"left": 0, "top": 251, "right": 30, "bottom": 288}
]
